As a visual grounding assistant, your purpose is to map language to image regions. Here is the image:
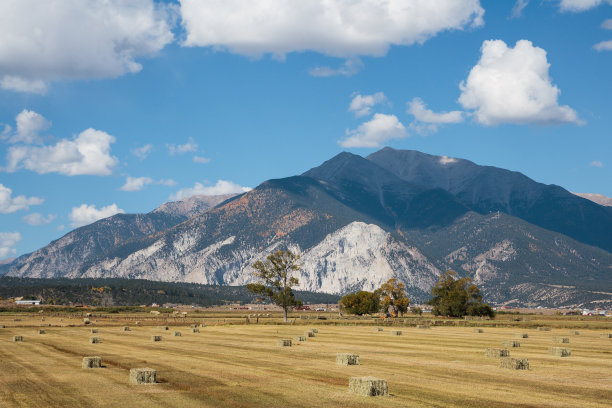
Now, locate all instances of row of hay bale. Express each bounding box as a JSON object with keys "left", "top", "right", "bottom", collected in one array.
[
  {"left": 372, "top": 325, "right": 432, "bottom": 336},
  {"left": 277, "top": 328, "right": 318, "bottom": 347},
  {"left": 83, "top": 323, "right": 205, "bottom": 344},
  {"left": 339, "top": 353, "right": 389, "bottom": 396},
  {"left": 82, "top": 356, "right": 157, "bottom": 385},
  {"left": 486, "top": 332, "right": 579, "bottom": 369}
]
